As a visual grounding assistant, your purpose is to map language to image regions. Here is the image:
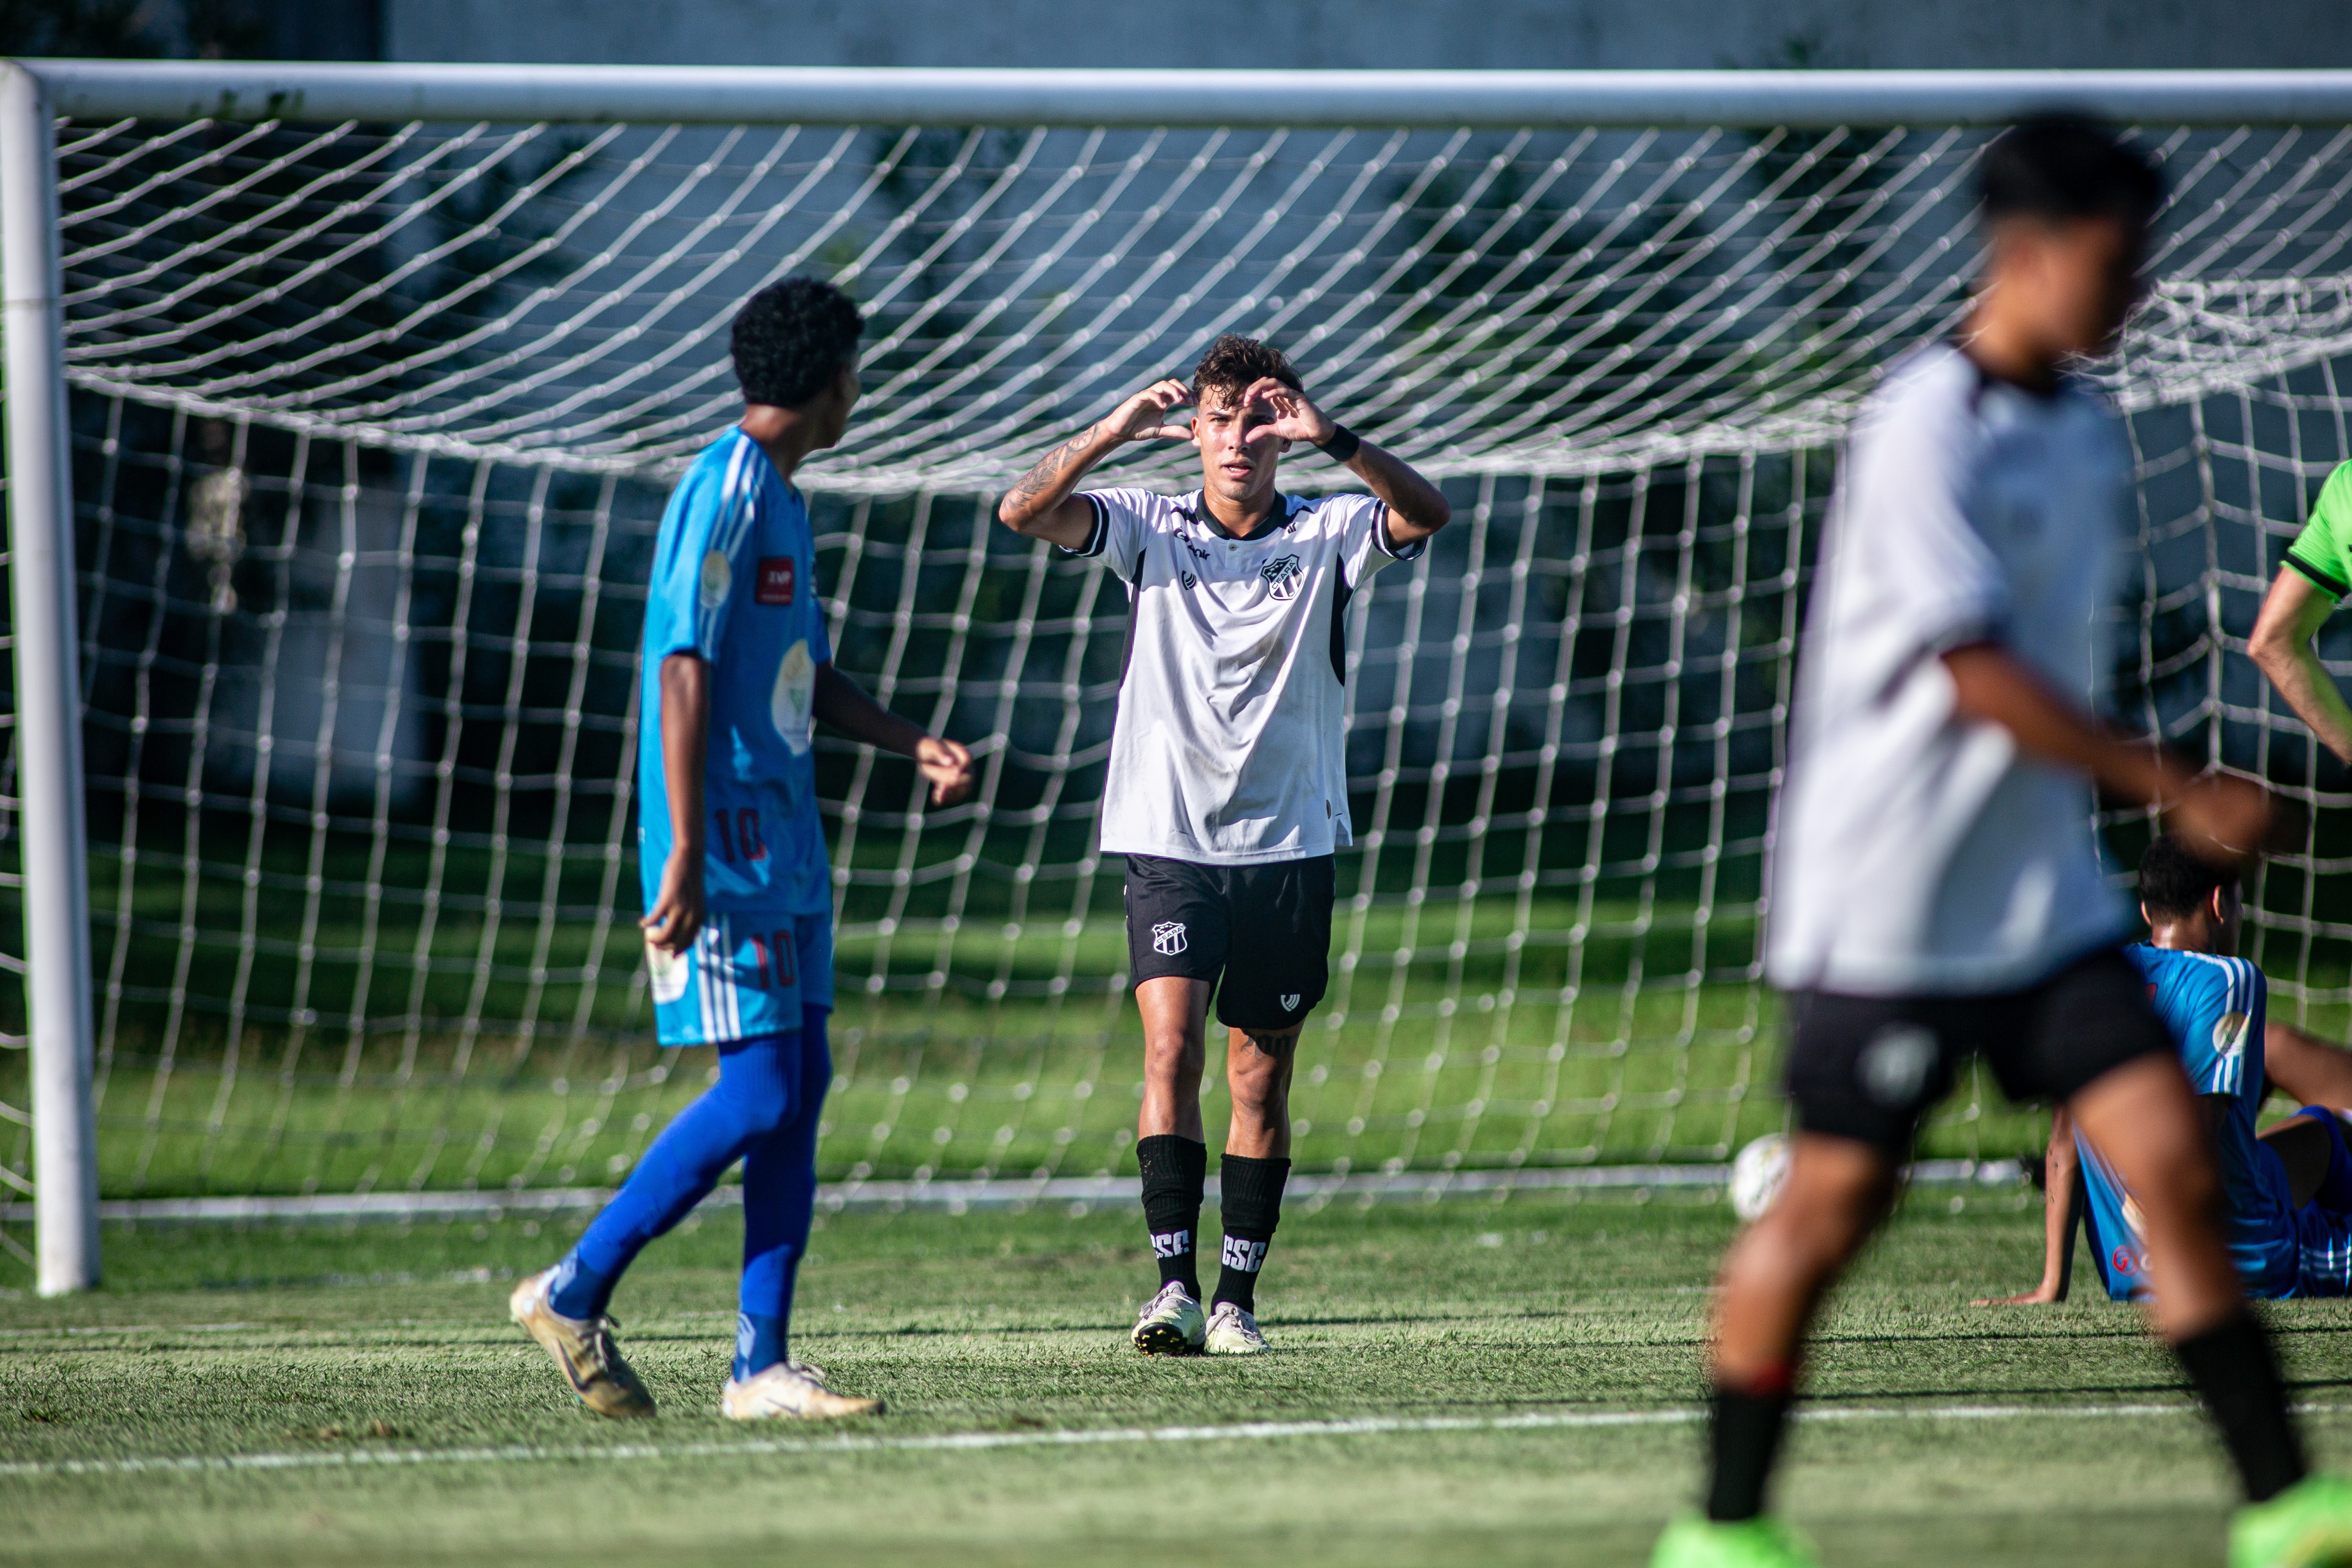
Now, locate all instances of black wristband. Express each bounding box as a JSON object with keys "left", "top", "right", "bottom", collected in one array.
[{"left": 1316, "top": 424, "right": 1361, "bottom": 463}]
